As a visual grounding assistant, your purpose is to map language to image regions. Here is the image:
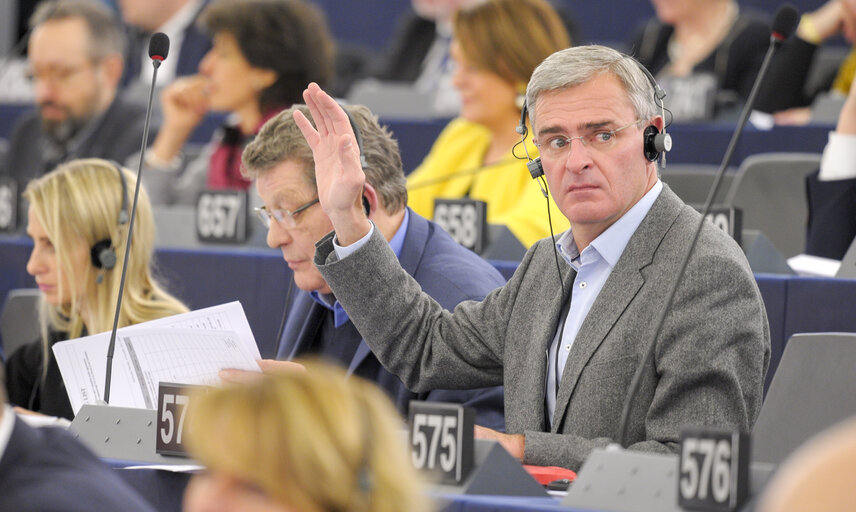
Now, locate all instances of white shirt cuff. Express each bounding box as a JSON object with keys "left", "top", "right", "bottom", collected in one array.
[
  {"left": 819, "top": 132, "right": 856, "bottom": 181},
  {"left": 332, "top": 224, "right": 375, "bottom": 260}
]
